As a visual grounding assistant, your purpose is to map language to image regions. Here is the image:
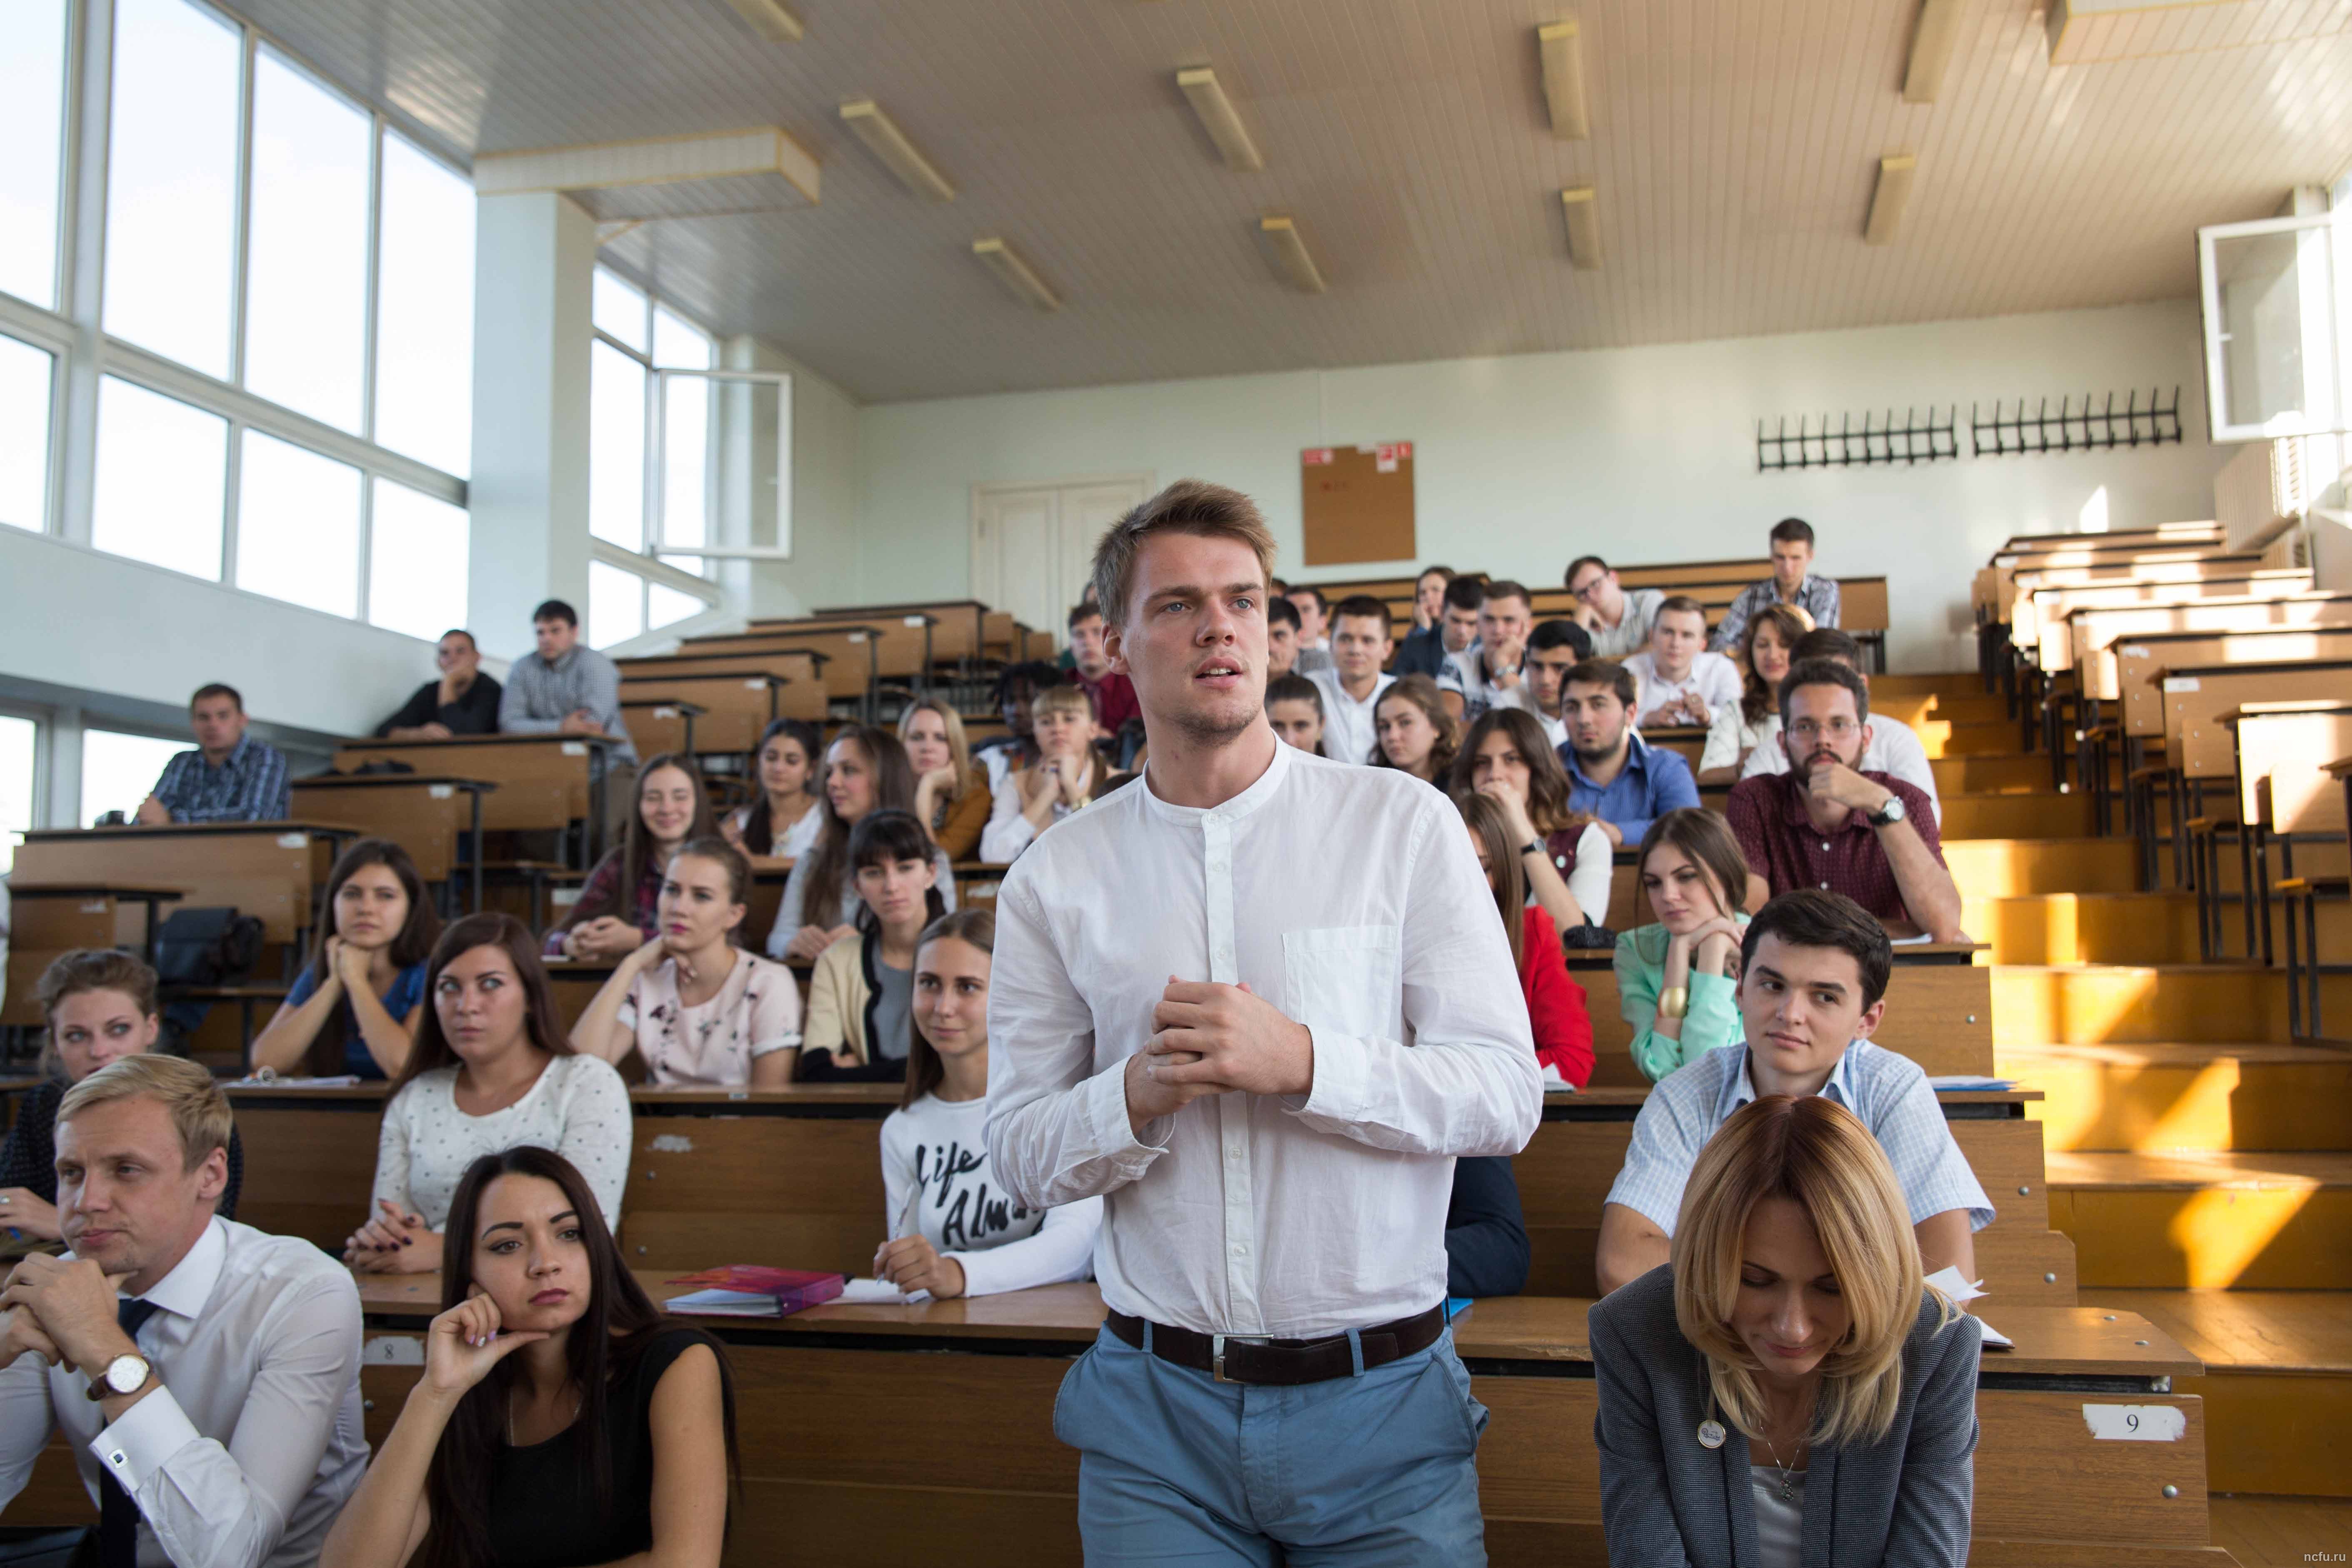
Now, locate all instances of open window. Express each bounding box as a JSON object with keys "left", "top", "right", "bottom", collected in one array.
[
  {"left": 2198, "top": 210, "right": 2352, "bottom": 444},
  {"left": 648, "top": 367, "right": 793, "bottom": 562}
]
